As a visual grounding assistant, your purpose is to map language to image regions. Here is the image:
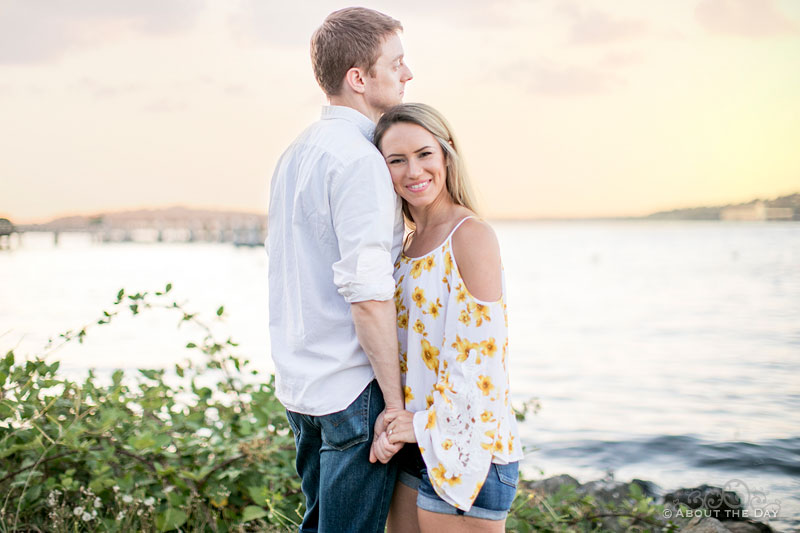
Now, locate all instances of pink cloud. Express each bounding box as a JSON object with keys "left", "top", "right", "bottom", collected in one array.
[
  {"left": 557, "top": 4, "right": 648, "bottom": 45},
  {"left": 695, "top": 0, "right": 798, "bottom": 37},
  {"left": 526, "top": 62, "right": 622, "bottom": 96},
  {"left": 0, "top": 1, "right": 203, "bottom": 65}
]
